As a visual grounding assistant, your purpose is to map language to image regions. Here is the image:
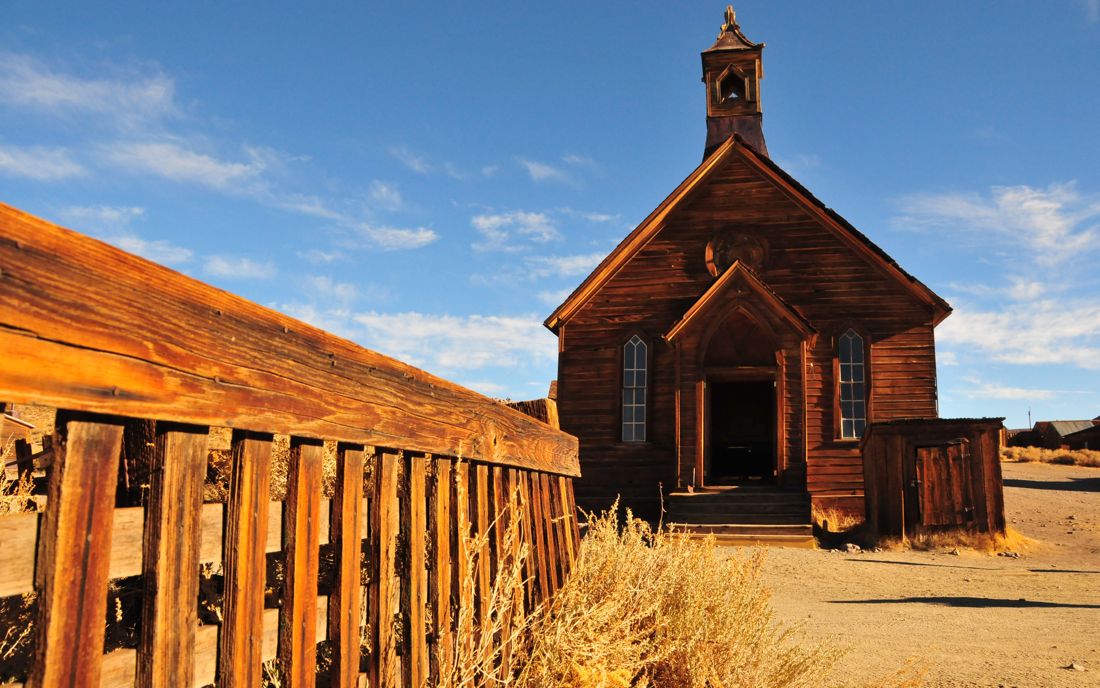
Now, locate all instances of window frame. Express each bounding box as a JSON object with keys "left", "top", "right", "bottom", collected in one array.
[
  {"left": 832, "top": 327, "right": 872, "bottom": 442},
  {"left": 619, "top": 333, "right": 651, "bottom": 444}
]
